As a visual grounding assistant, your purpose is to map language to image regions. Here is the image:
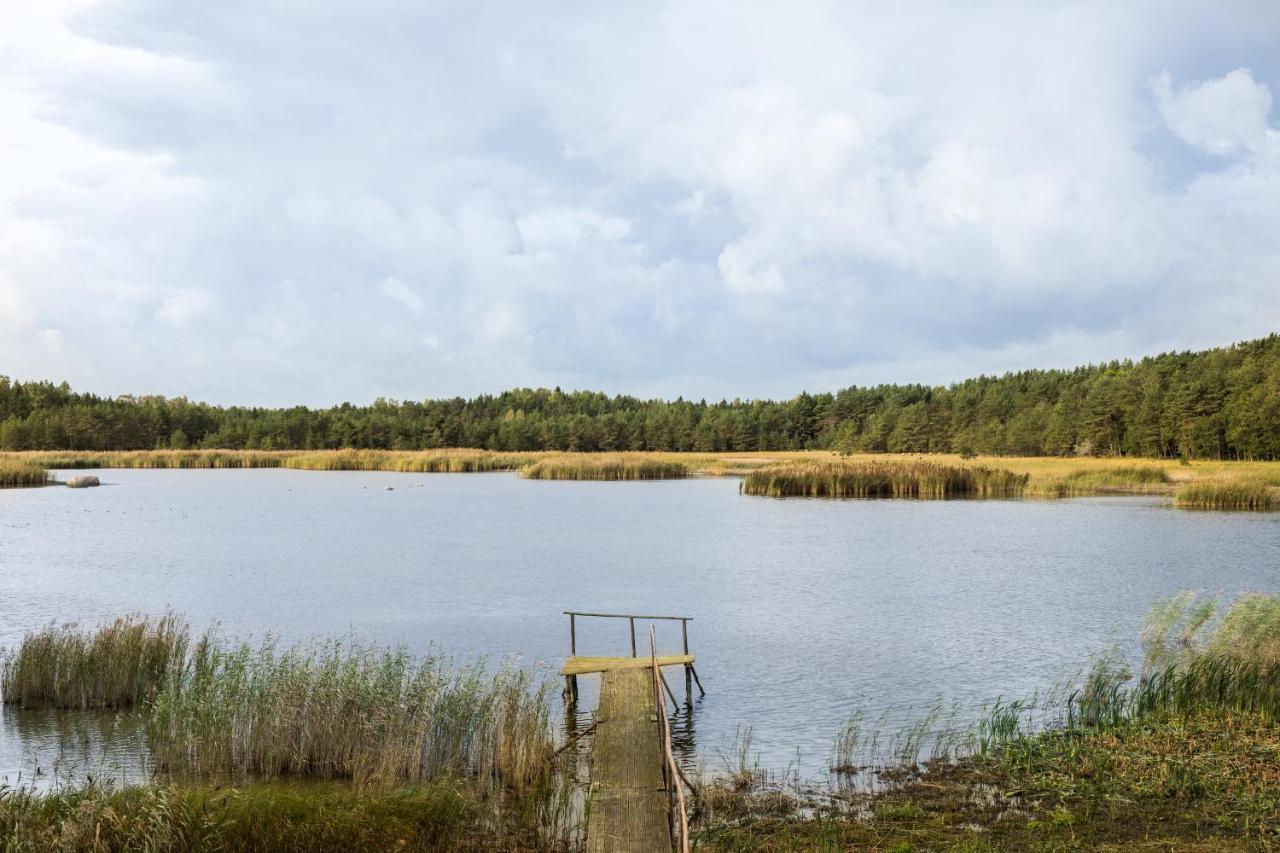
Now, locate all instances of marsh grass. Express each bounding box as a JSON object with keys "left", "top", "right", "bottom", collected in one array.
[
  {"left": 13, "top": 450, "right": 293, "bottom": 469},
  {"left": 1029, "top": 463, "right": 1171, "bottom": 497},
  {"left": 520, "top": 453, "right": 689, "bottom": 480},
  {"left": 1174, "top": 480, "right": 1278, "bottom": 510},
  {"left": 282, "top": 448, "right": 535, "bottom": 473},
  {"left": 0, "top": 616, "right": 576, "bottom": 850},
  {"left": 1, "top": 615, "right": 188, "bottom": 710},
  {"left": 0, "top": 458, "right": 51, "bottom": 487},
  {"left": 147, "top": 636, "right": 556, "bottom": 795},
  {"left": 0, "top": 779, "right": 561, "bottom": 852},
  {"left": 744, "top": 460, "right": 1028, "bottom": 498}
]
